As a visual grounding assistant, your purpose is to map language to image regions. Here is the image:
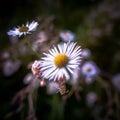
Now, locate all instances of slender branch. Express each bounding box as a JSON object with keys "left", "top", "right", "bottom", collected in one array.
[
  {"left": 95, "top": 76, "right": 112, "bottom": 100},
  {"left": 25, "top": 39, "right": 40, "bottom": 58},
  {"left": 27, "top": 91, "right": 37, "bottom": 120}
]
